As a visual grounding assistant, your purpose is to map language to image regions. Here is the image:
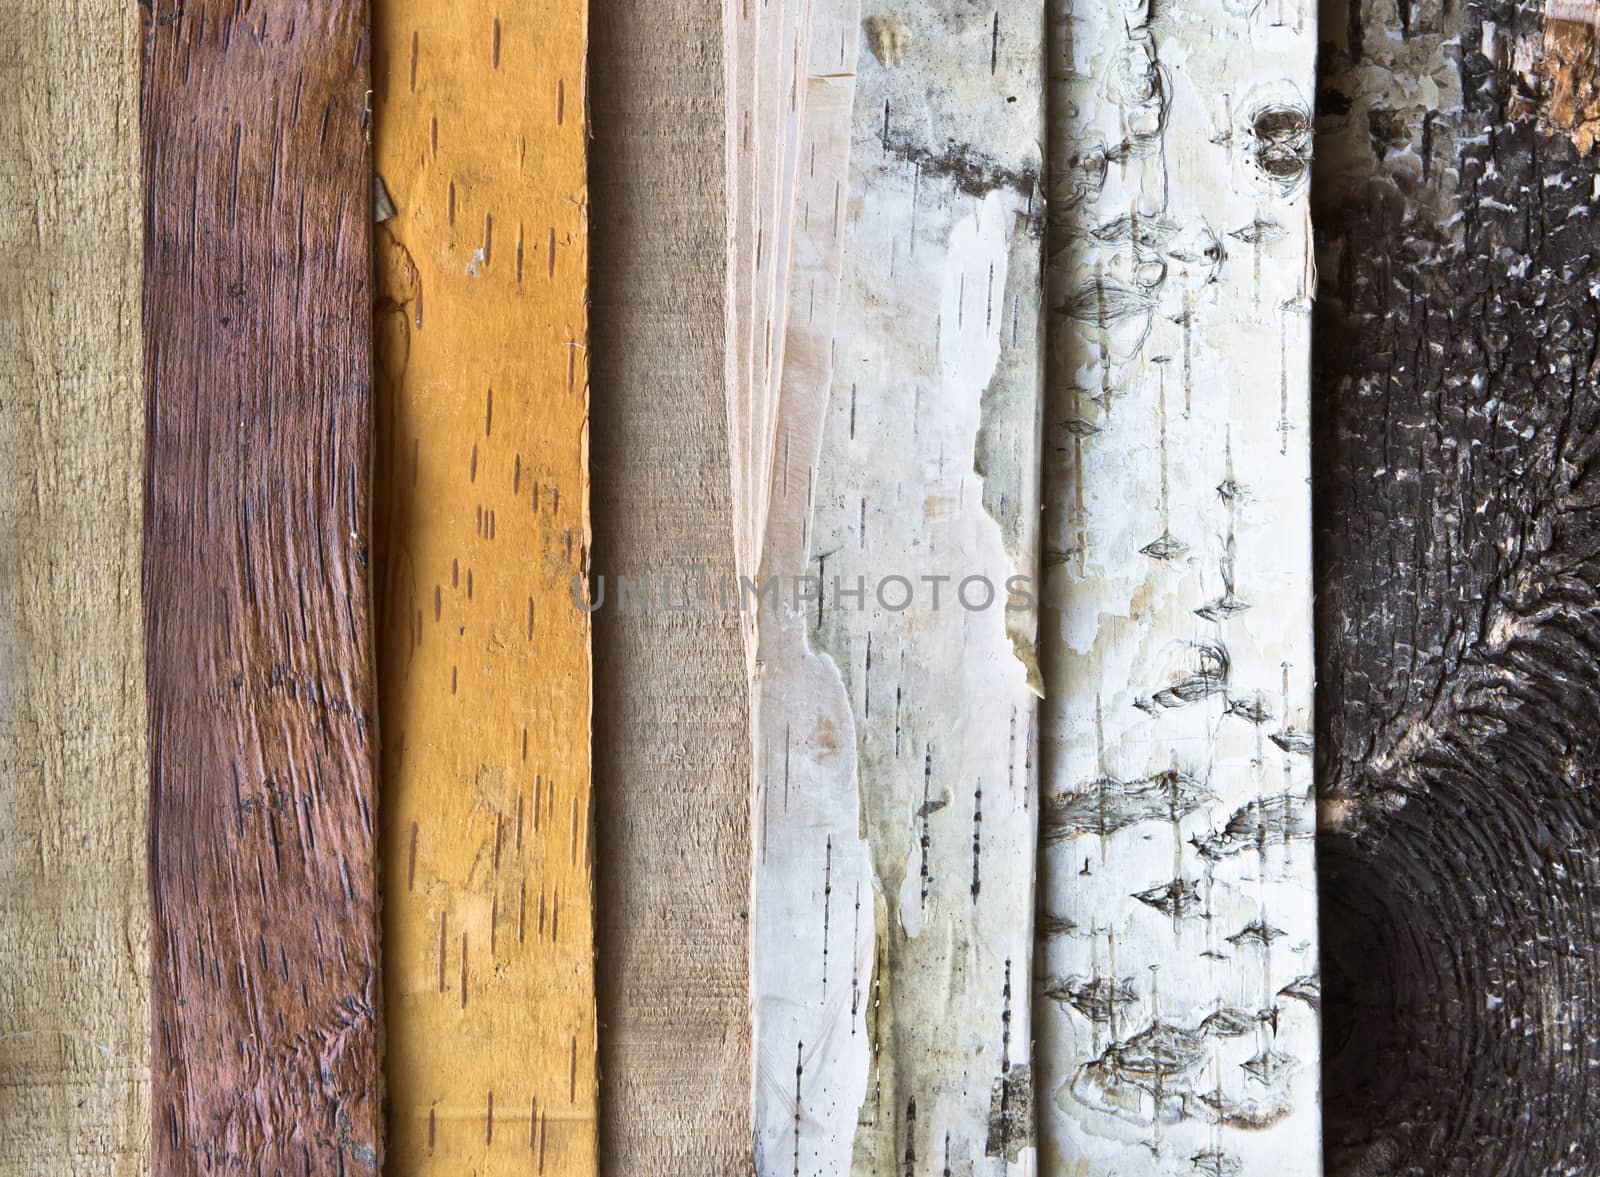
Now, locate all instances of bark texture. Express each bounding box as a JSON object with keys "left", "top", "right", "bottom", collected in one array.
[
  {"left": 142, "top": 2, "right": 383, "bottom": 1170},
  {"left": 1315, "top": 0, "right": 1600, "bottom": 1172},
  {"left": 588, "top": 2, "right": 755, "bottom": 1172},
  {"left": 734, "top": 6, "right": 1045, "bottom": 1173},
  {"left": 0, "top": 1, "right": 149, "bottom": 1172},
  {"left": 1039, "top": 0, "right": 1321, "bottom": 1170},
  {"left": 371, "top": 3, "right": 597, "bottom": 1173}
]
